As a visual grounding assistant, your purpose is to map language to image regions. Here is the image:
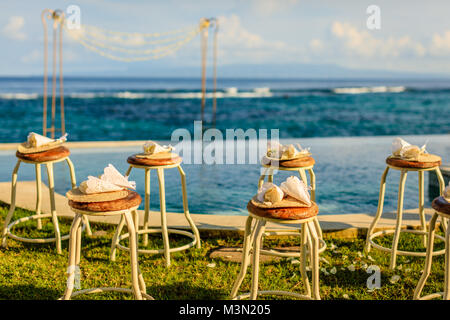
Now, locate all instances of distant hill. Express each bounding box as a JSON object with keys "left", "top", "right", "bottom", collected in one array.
[
  {"left": 94, "top": 63, "right": 450, "bottom": 79},
  {"left": 4, "top": 62, "right": 449, "bottom": 79}
]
